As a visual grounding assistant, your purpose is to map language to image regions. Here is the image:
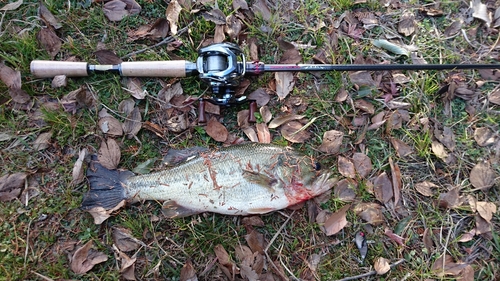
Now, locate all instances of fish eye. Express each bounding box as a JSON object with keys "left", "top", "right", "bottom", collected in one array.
[{"left": 314, "top": 162, "right": 321, "bottom": 171}]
